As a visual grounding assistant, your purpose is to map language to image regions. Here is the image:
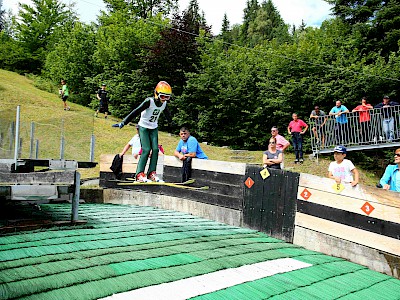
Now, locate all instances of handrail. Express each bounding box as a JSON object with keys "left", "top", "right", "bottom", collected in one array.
[{"left": 309, "top": 106, "right": 400, "bottom": 154}]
